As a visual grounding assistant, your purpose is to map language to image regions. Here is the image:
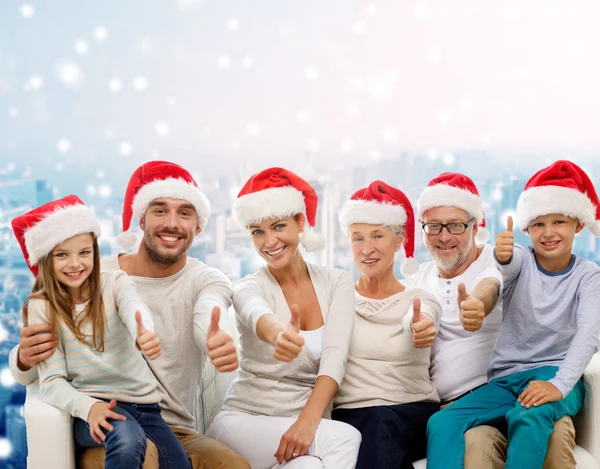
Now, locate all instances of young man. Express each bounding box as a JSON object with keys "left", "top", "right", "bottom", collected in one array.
[{"left": 10, "top": 161, "right": 249, "bottom": 469}]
